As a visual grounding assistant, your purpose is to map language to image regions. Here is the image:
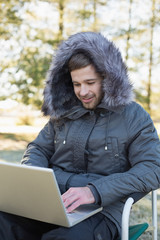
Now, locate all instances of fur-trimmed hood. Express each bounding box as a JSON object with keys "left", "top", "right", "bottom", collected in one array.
[{"left": 42, "top": 32, "right": 133, "bottom": 119}]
